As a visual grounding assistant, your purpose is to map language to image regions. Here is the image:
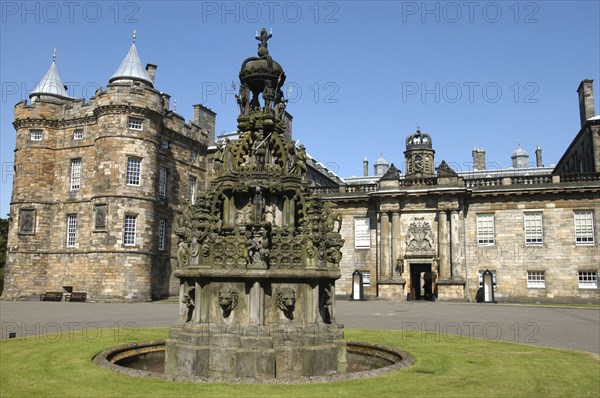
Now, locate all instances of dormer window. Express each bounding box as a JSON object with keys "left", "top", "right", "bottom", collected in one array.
[{"left": 128, "top": 117, "right": 143, "bottom": 130}]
